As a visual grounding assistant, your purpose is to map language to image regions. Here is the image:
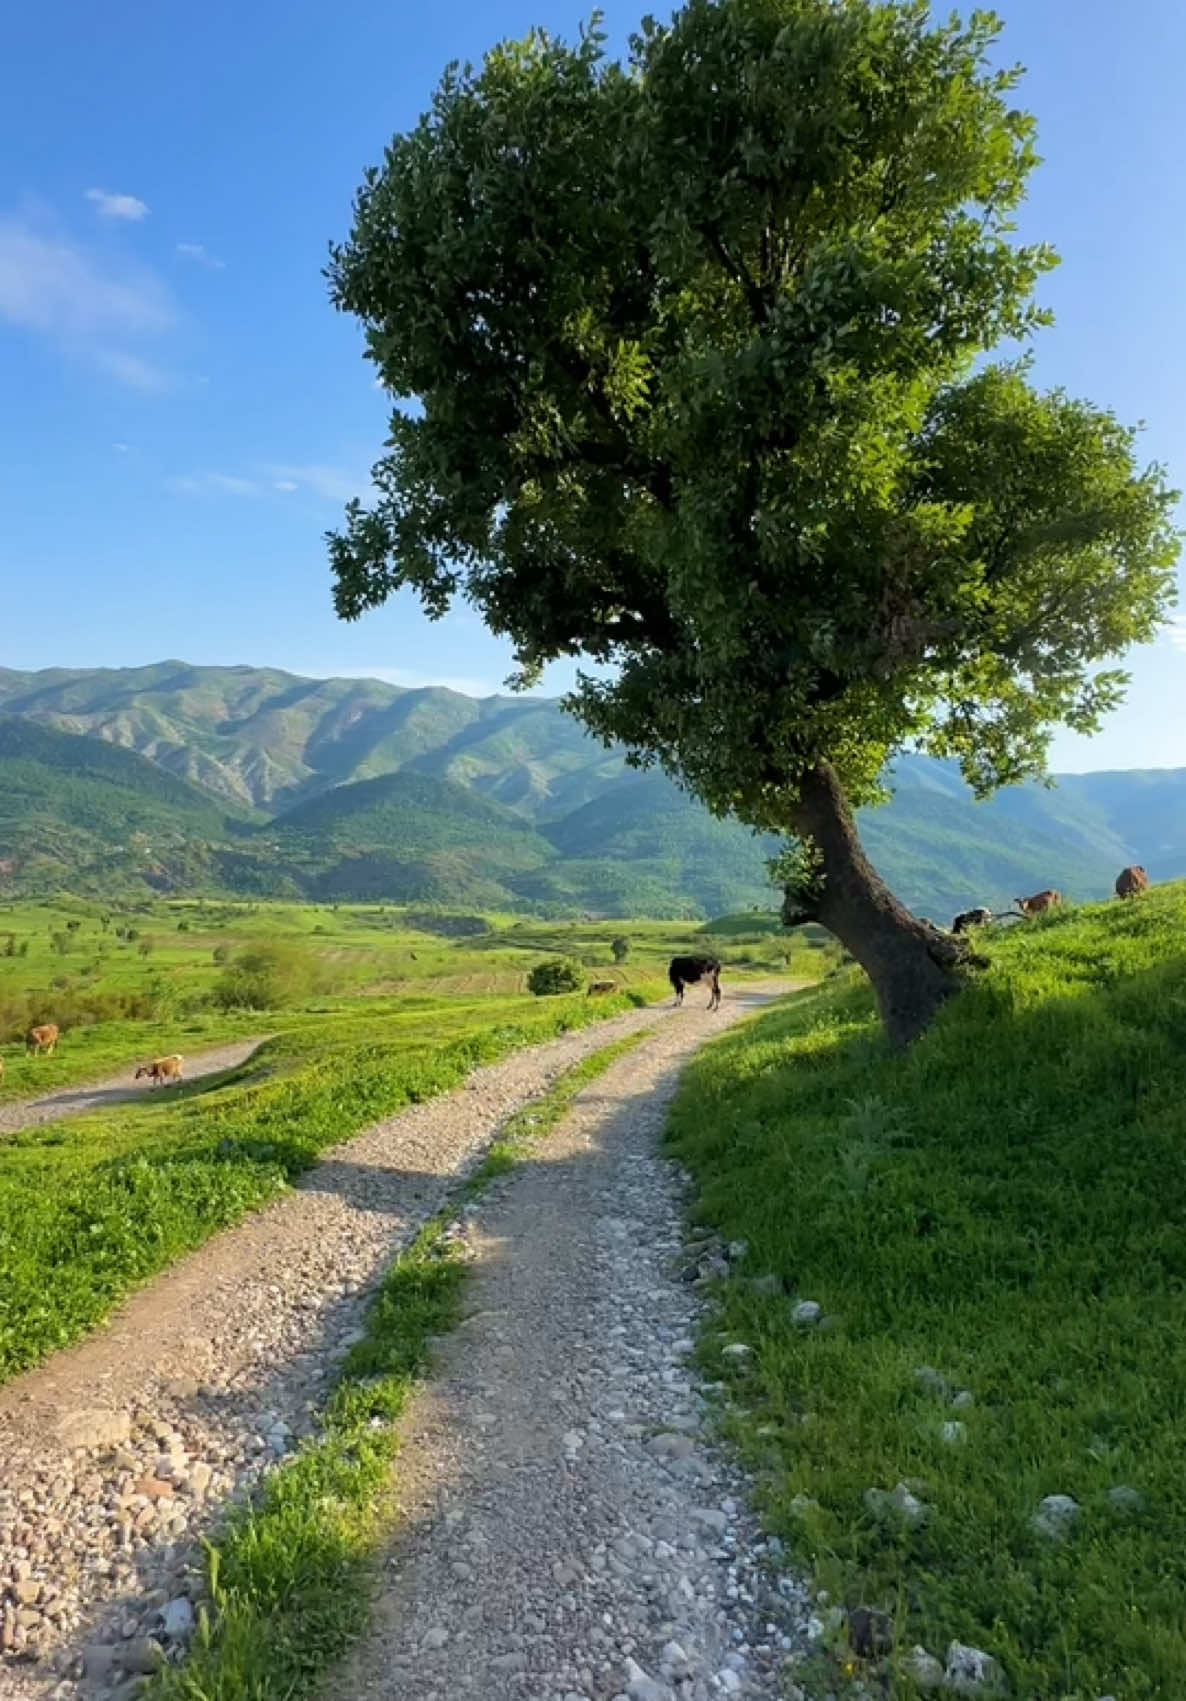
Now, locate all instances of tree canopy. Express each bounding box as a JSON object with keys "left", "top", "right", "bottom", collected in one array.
[{"left": 327, "top": 0, "right": 1179, "bottom": 1042}]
